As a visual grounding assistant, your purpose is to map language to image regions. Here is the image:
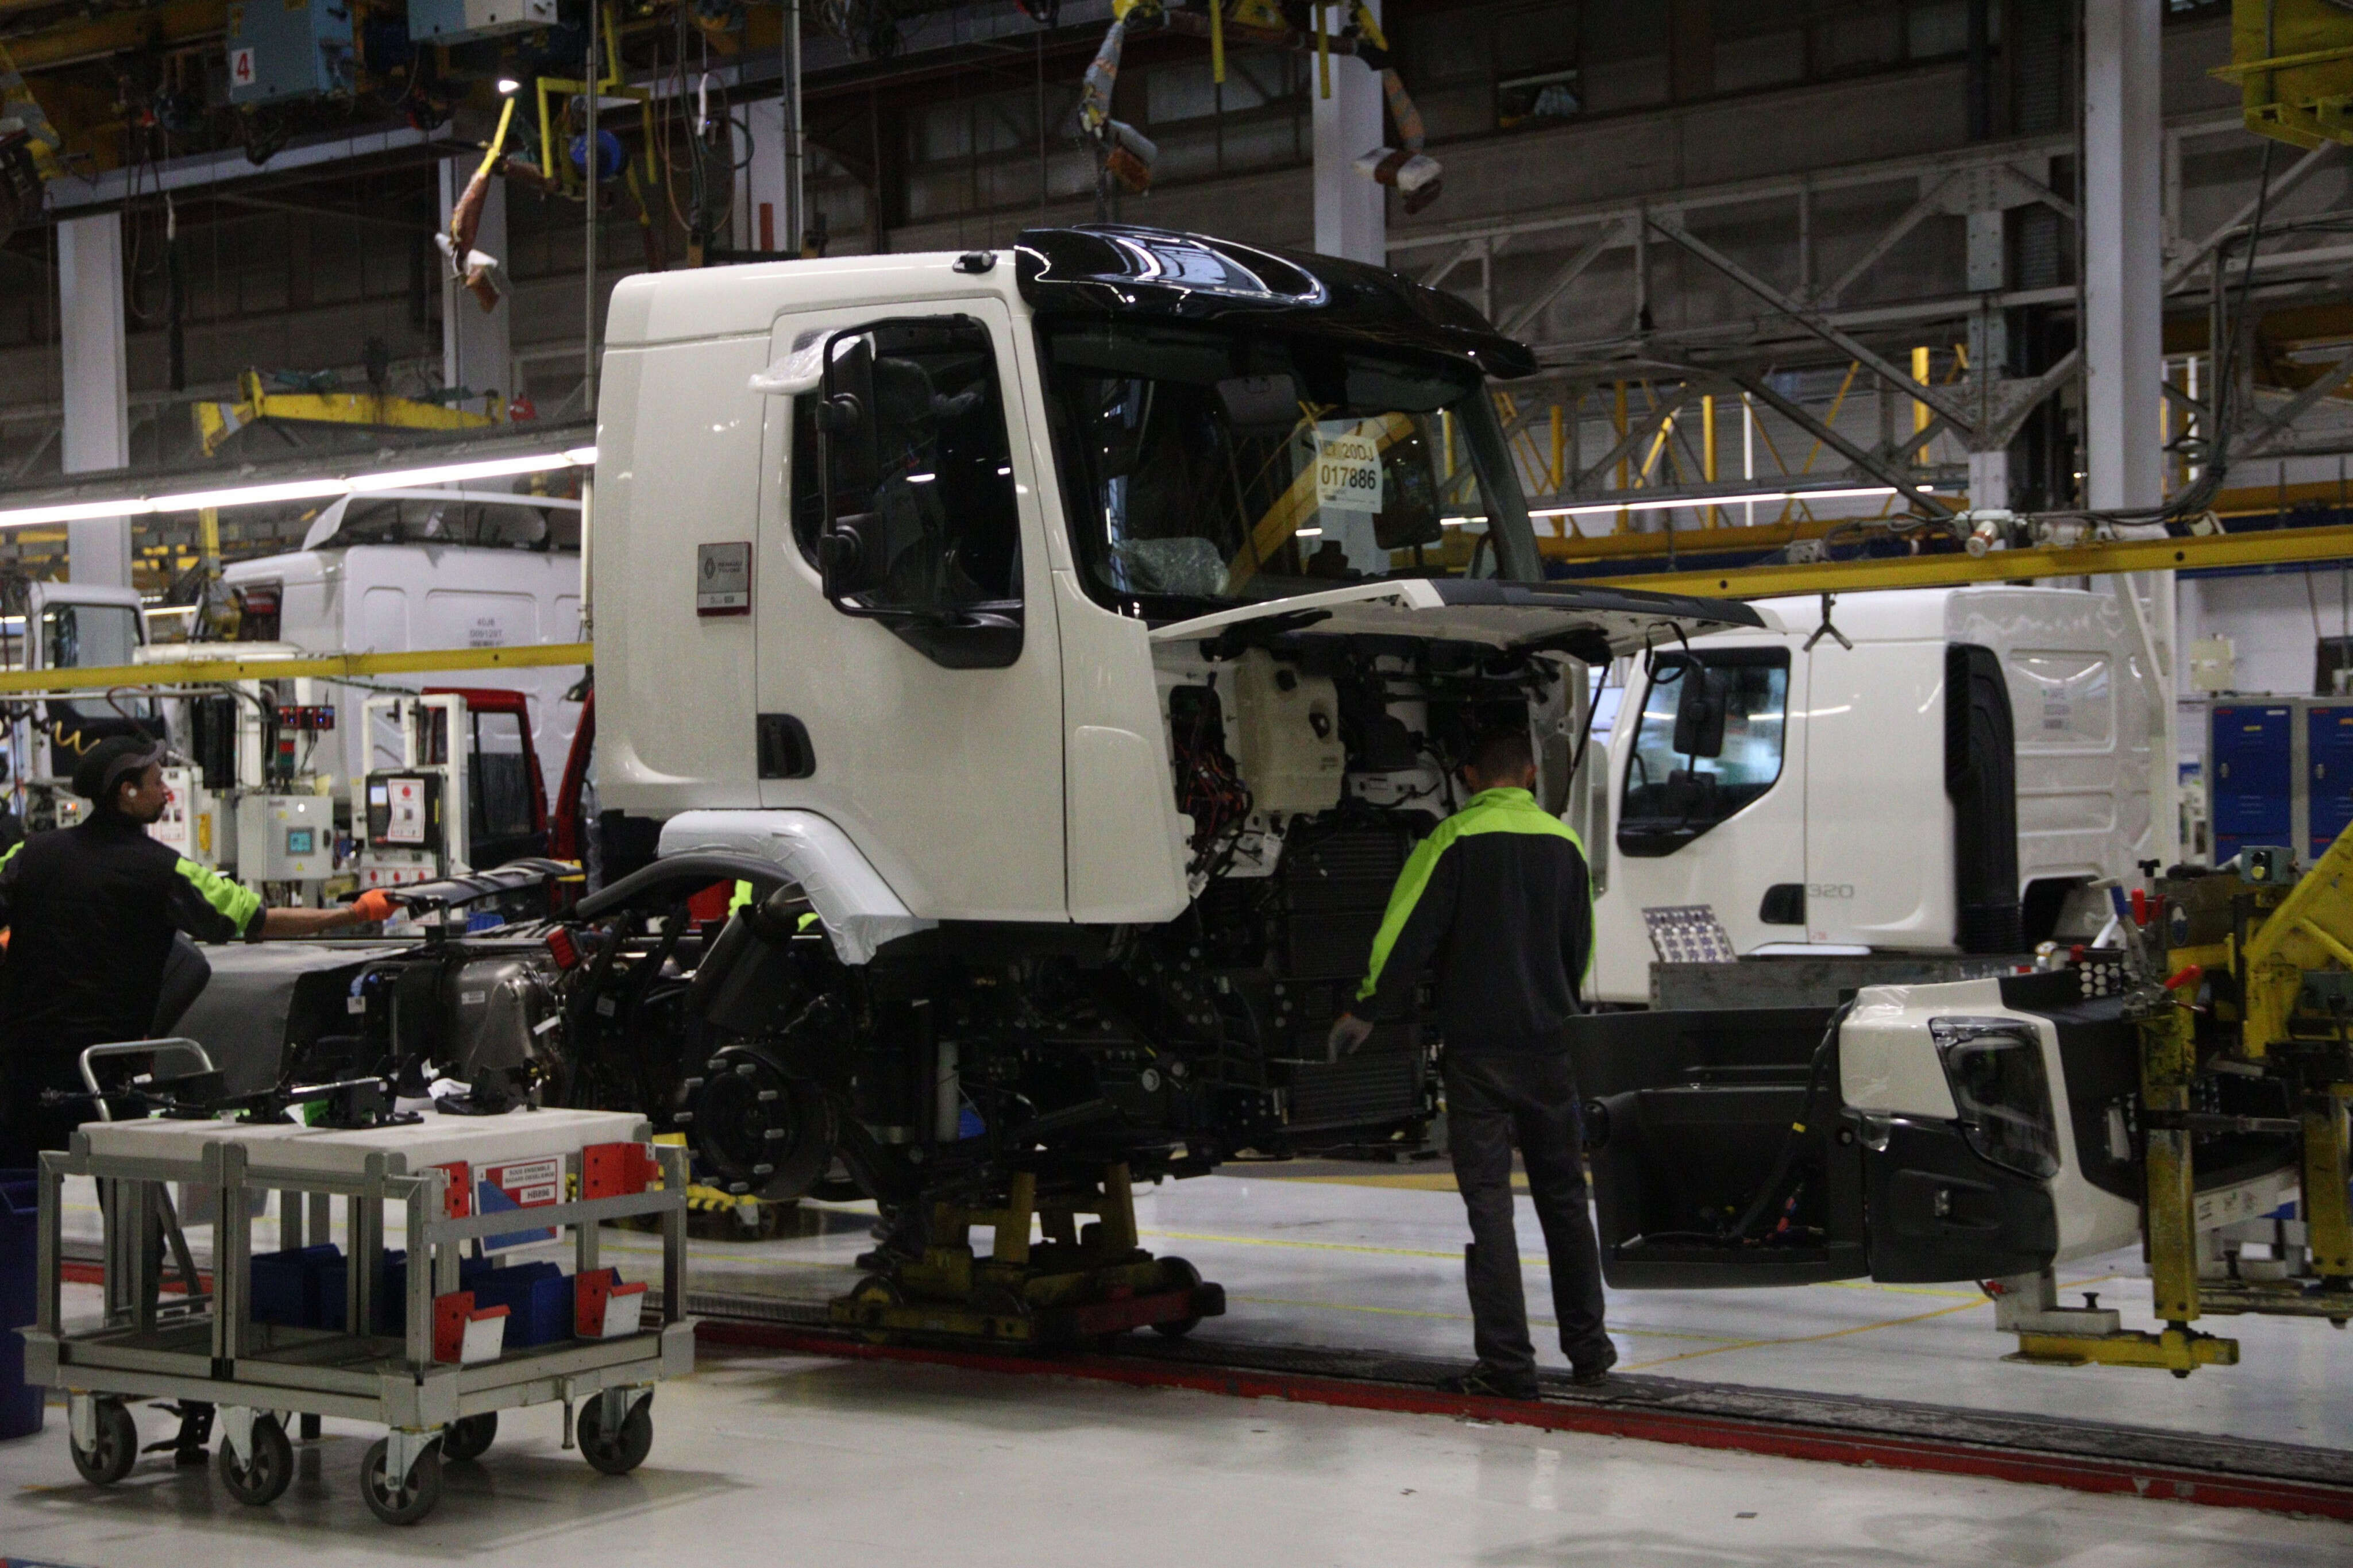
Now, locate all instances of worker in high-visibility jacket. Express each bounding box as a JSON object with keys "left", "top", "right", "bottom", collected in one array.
[
  {"left": 0, "top": 736, "right": 396, "bottom": 1165},
  {"left": 1330, "top": 726, "right": 1611, "bottom": 1399}
]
